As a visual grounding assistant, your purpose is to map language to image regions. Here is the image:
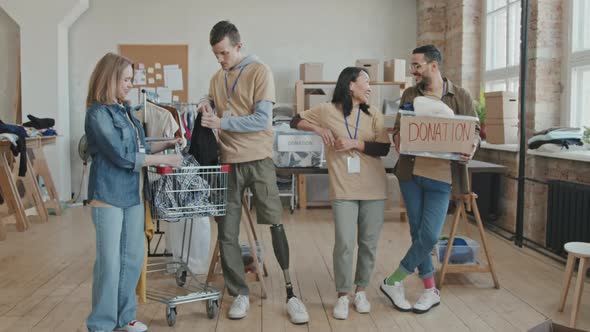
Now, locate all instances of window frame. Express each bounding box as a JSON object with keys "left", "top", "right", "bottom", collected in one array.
[
  {"left": 482, "top": 0, "right": 521, "bottom": 93},
  {"left": 561, "top": 0, "right": 590, "bottom": 127}
]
